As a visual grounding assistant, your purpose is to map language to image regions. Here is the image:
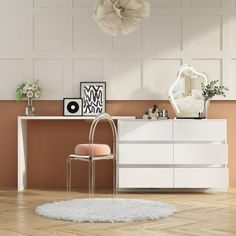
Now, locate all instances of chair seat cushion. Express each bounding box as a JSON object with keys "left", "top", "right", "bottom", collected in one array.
[{"left": 74, "top": 144, "right": 111, "bottom": 156}]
